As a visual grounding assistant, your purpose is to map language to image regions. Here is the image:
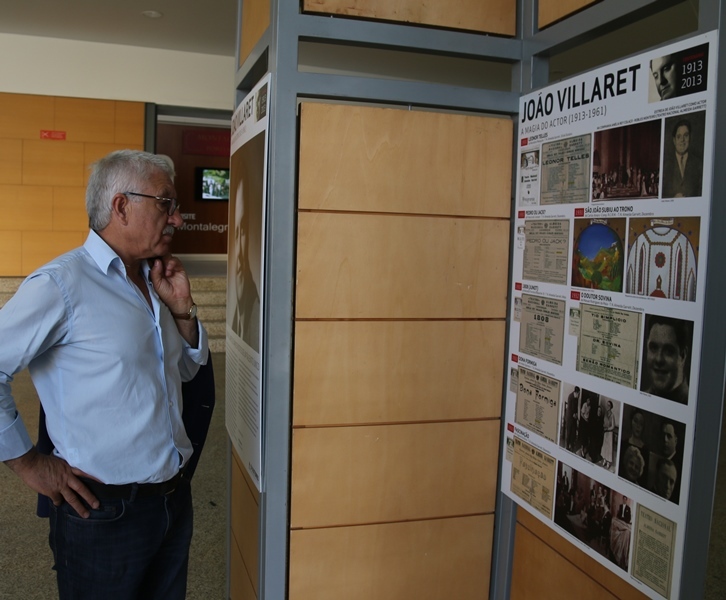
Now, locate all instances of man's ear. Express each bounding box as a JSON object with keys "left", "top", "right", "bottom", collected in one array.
[{"left": 111, "top": 193, "right": 131, "bottom": 224}]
